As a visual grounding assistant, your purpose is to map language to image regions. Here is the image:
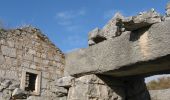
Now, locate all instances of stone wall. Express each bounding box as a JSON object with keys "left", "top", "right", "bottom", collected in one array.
[
  {"left": 0, "top": 27, "right": 65, "bottom": 99},
  {"left": 0, "top": 2, "right": 170, "bottom": 100}
]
